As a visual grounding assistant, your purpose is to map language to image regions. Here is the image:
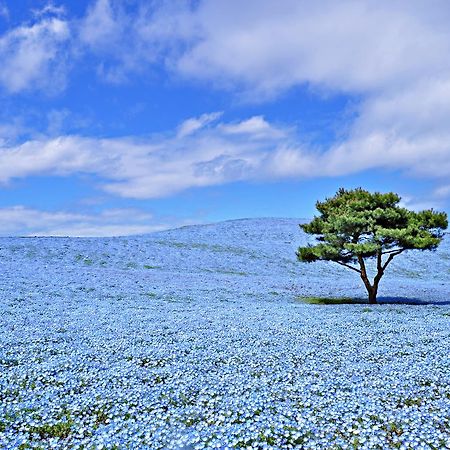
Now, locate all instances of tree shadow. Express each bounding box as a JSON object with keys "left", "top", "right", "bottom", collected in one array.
[
  {"left": 377, "top": 296, "right": 450, "bottom": 306},
  {"left": 296, "top": 296, "right": 450, "bottom": 305}
]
